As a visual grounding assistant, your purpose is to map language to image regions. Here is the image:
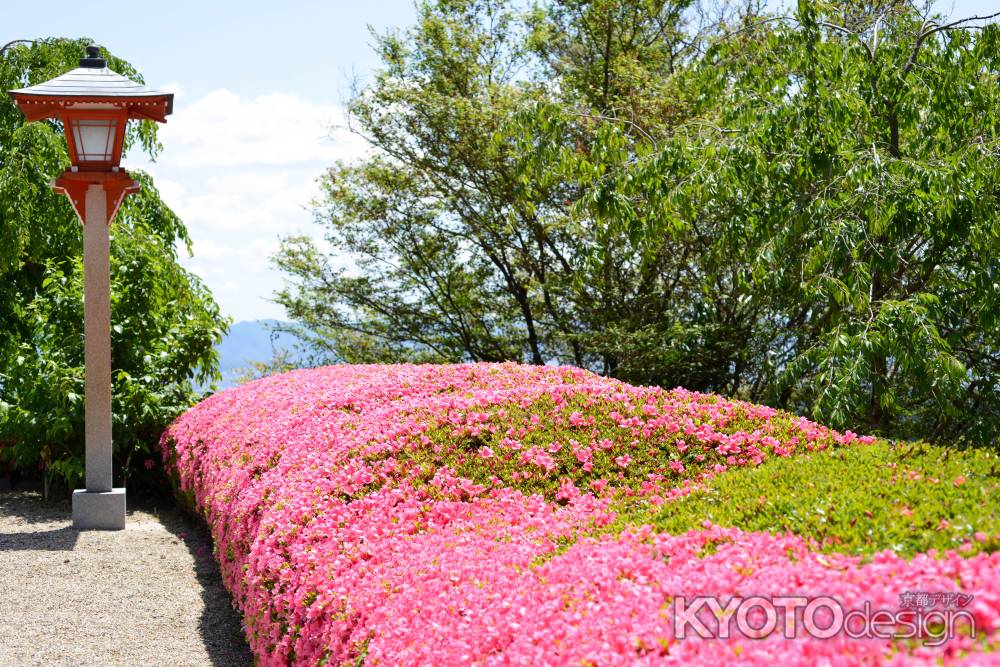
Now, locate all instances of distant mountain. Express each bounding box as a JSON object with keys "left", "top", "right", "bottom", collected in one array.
[{"left": 213, "top": 320, "right": 303, "bottom": 389}]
